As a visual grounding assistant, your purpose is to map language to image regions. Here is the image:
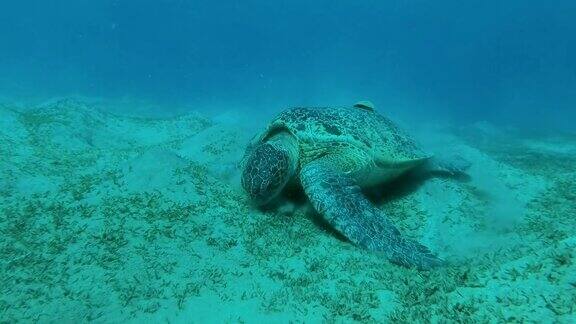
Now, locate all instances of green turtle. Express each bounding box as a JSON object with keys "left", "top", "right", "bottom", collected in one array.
[{"left": 241, "top": 102, "right": 468, "bottom": 270}]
